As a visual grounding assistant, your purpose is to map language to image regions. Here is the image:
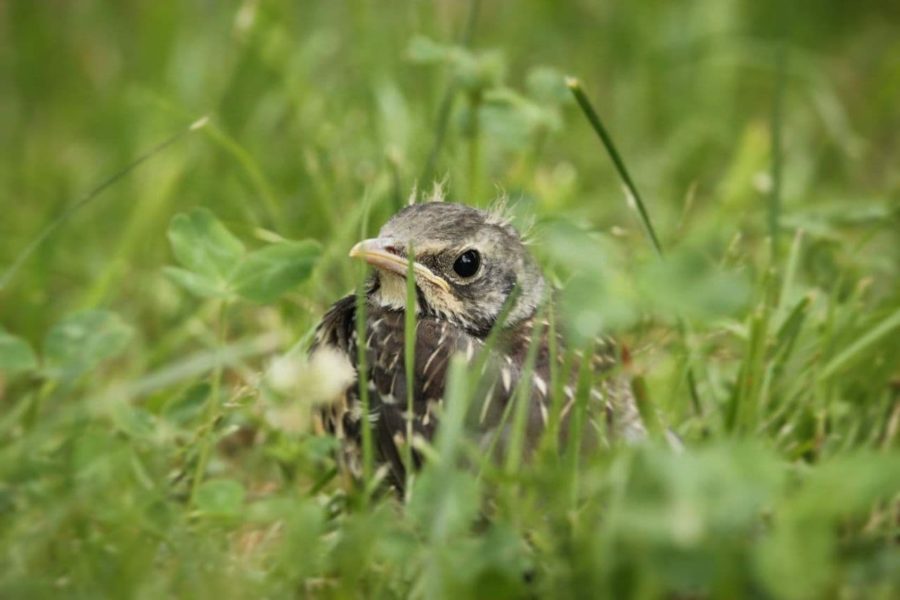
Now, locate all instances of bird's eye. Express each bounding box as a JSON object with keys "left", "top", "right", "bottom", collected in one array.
[{"left": 452, "top": 249, "right": 480, "bottom": 278}]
